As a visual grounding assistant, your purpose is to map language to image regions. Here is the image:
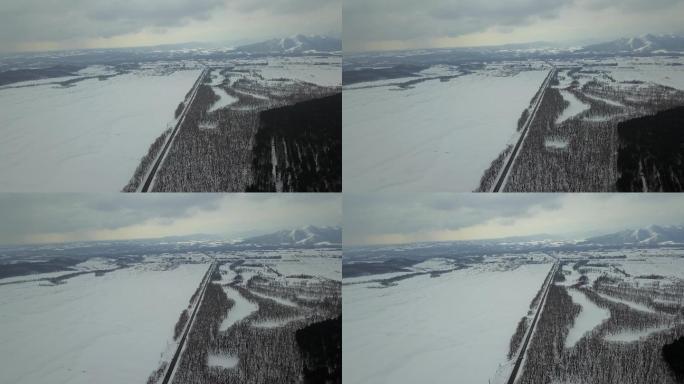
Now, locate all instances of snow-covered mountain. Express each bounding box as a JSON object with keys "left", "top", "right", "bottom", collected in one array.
[
  {"left": 235, "top": 34, "right": 341, "bottom": 54},
  {"left": 582, "top": 34, "right": 684, "bottom": 54},
  {"left": 586, "top": 225, "right": 684, "bottom": 245},
  {"left": 241, "top": 225, "right": 342, "bottom": 246}
]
